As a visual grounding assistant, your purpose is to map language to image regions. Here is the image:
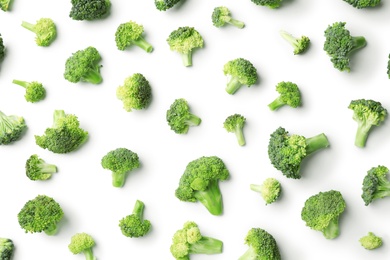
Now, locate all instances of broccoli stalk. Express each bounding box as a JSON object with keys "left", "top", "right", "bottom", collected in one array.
[
  {"left": 239, "top": 228, "right": 281, "bottom": 260},
  {"left": 280, "top": 30, "right": 310, "bottom": 55},
  {"left": 12, "top": 79, "right": 46, "bottom": 103},
  {"left": 21, "top": 18, "right": 57, "bottom": 47},
  {"left": 68, "top": 233, "right": 96, "bottom": 260},
  {"left": 223, "top": 114, "right": 246, "bottom": 146},
  {"left": 223, "top": 58, "right": 258, "bottom": 94},
  {"left": 119, "top": 200, "right": 151, "bottom": 238}
]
